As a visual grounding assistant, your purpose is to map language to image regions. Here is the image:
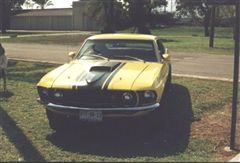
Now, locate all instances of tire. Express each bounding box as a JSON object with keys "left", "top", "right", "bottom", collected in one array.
[
  {"left": 159, "top": 64, "right": 171, "bottom": 107},
  {"left": 46, "top": 109, "right": 73, "bottom": 132},
  {"left": 165, "top": 64, "right": 172, "bottom": 92},
  {"left": 149, "top": 65, "right": 172, "bottom": 131}
]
